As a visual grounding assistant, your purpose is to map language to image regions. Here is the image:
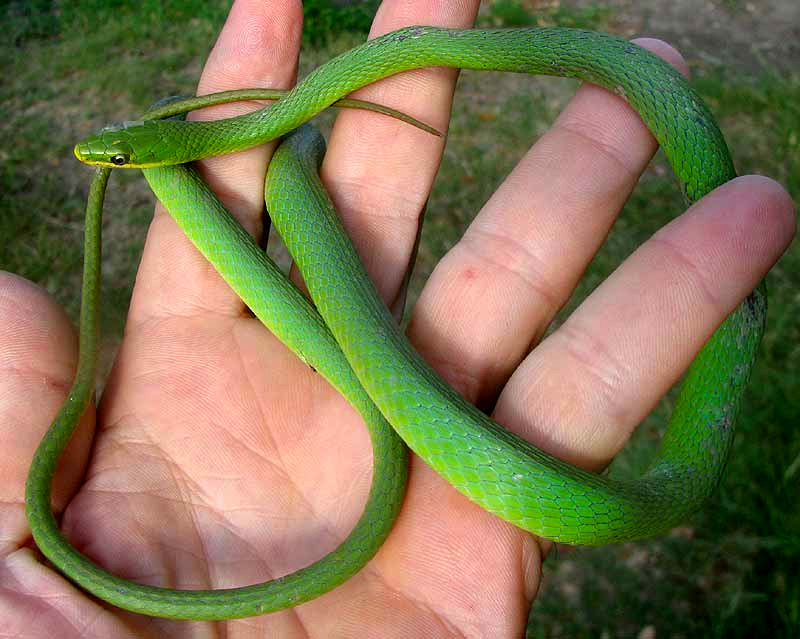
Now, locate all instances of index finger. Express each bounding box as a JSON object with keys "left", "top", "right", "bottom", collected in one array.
[{"left": 127, "top": 0, "right": 302, "bottom": 326}]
